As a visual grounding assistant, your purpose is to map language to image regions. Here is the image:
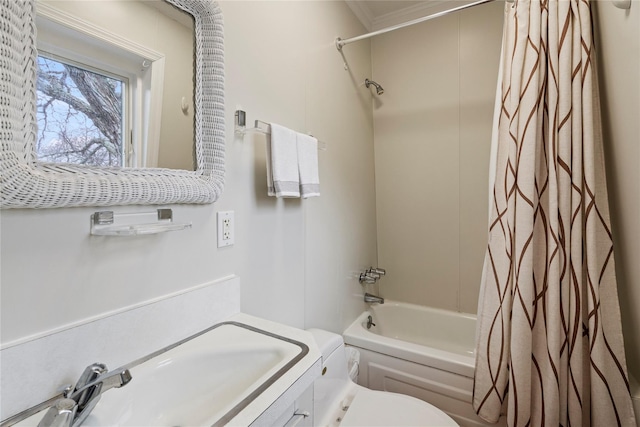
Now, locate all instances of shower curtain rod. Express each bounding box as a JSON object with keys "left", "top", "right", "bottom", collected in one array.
[{"left": 335, "top": 0, "right": 501, "bottom": 51}]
